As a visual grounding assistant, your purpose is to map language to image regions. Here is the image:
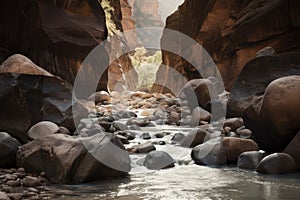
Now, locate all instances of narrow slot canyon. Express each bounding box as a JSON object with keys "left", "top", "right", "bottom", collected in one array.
[{"left": 0, "top": 0, "right": 300, "bottom": 199}]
